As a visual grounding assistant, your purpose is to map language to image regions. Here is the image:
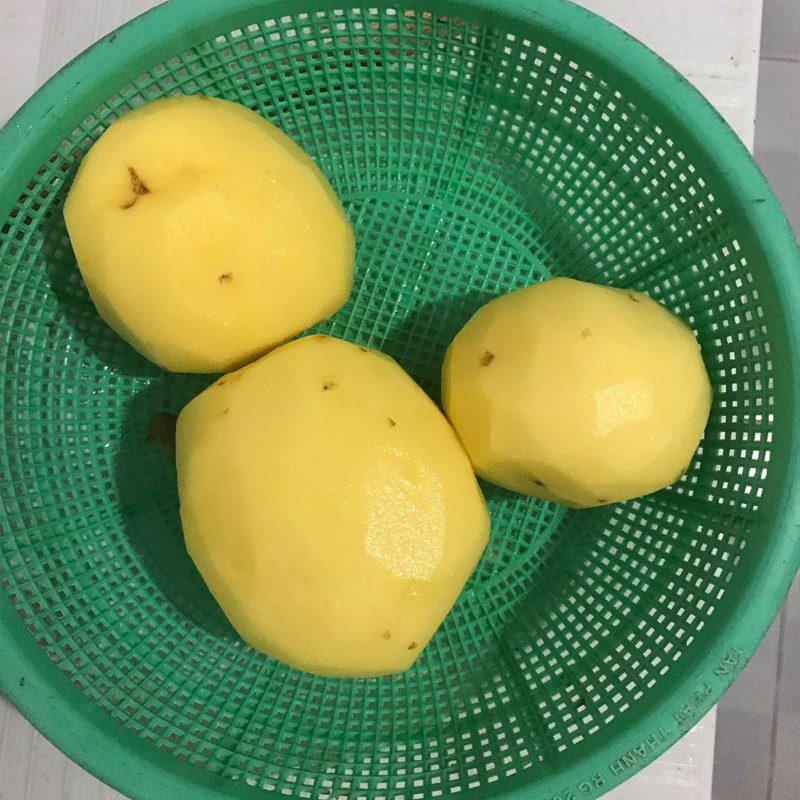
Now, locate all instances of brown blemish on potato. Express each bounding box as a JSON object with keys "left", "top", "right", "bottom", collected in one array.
[
  {"left": 597, "top": 498, "right": 608, "bottom": 504},
  {"left": 383, "top": 630, "right": 392, "bottom": 640},
  {"left": 388, "top": 417, "right": 396, "bottom": 427},
  {"left": 407, "top": 641, "right": 418, "bottom": 650},
  {"left": 121, "top": 166, "right": 150, "bottom": 209},
  {"left": 530, "top": 476, "right": 546, "bottom": 488},
  {"left": 322, "top": 381, "right": 337, "bottom": 391},
  {"left": 146, "top": 412, "right": 177, "bottom": 451},
  {"left": 217, "top": 372, "right": 243, "bottom": 388},
  {"left": 358, "top": 346, "right": 368, "bottom": 353},
  {"left": 219, "top": 272, "right": 233, "bottom": 283},
  {"left": 129, "top": 167, "right": 149, "bottom": 194},
  {"left": 479, "top": 350, "right": 495, "bottom": 366},
  {"left": 626, "top": 292, "right": 641, "bottom": 303},
  {"left": 222, "top": 408, "right": 230, "bottom": 415},
  {"left": 581, "top": 328, "right": 592, "bottom": 338}
]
